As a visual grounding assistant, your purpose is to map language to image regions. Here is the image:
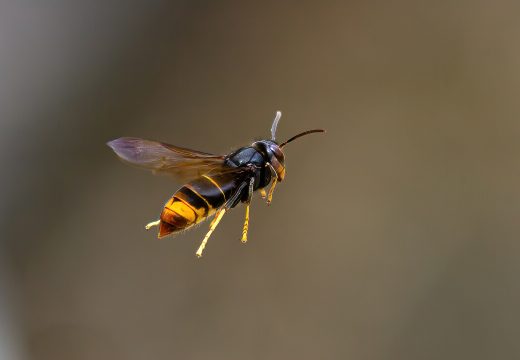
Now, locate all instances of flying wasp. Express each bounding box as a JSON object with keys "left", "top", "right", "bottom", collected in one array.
[{"left": 107, "top": 111, "right": 324, "bottom": 257}]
